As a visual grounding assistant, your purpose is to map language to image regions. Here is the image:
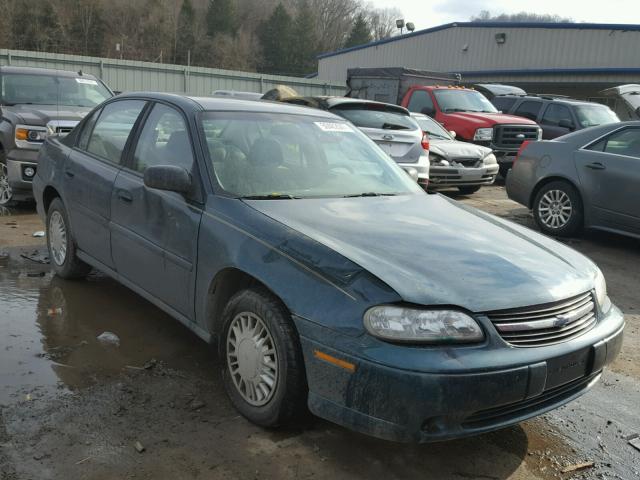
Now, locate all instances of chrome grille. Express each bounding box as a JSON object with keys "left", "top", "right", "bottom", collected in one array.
[
  {"left": 493, "top": 125, "right": 539, "bottom": 149},
  {"left": 486, "top": 292, "right": 597, "bottom": 347}
]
